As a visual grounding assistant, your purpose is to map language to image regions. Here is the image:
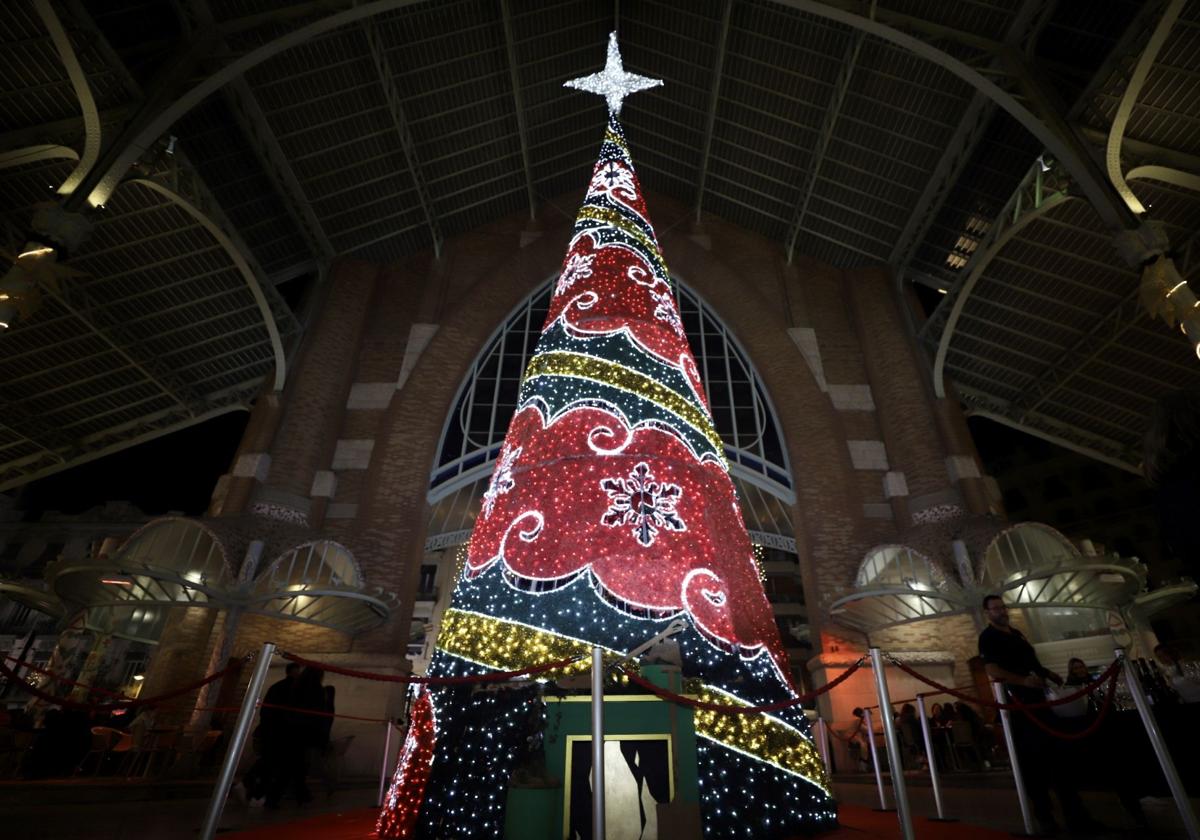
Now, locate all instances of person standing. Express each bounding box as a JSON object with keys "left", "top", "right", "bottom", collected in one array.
[
  {"left": 978, "top": 595, "right": 1099, "bottom": 836},
  {"left": 265, "top": 666, "right": 324, "bottom": 808},
  {"left": 239, "top": 662, "right": 301, "bottom": 806}
]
